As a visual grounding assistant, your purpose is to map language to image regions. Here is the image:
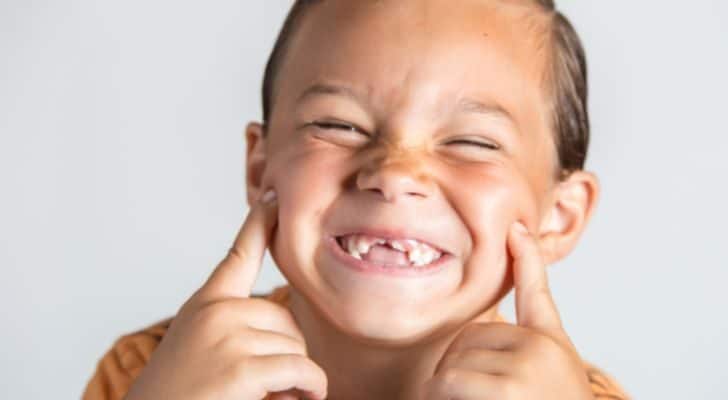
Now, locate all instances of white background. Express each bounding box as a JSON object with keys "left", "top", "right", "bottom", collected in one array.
[{"left": 1, "top": 1, "right": 726, "bottom": 398}]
